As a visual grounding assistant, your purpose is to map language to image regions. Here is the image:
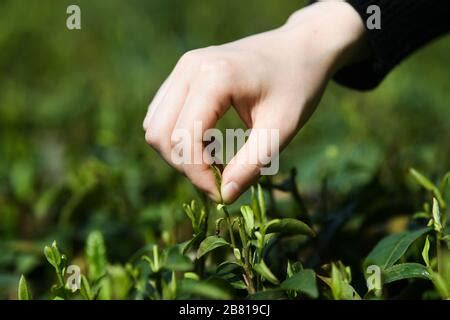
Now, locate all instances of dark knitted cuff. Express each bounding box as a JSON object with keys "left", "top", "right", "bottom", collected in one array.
[
  {"left": 307, "top": 1, "right": 450, "bottom": 90},
  {"left": 335, "top": 0, "right": 449, "bottom": 90}
]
